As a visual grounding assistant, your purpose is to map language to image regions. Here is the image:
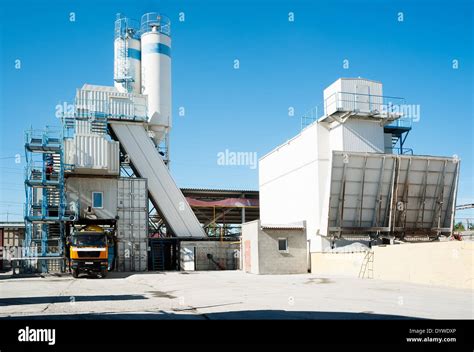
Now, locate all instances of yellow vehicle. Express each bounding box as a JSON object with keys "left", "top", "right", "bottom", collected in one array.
[{"left": 69, "top": 225, "right": 108, "bottom": 278}]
